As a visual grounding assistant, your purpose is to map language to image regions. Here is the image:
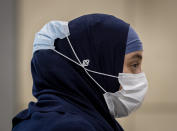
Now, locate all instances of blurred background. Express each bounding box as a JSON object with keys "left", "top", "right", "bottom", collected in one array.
[{"left": 1, "top": 0, "right": 177, "bottom": 130}]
